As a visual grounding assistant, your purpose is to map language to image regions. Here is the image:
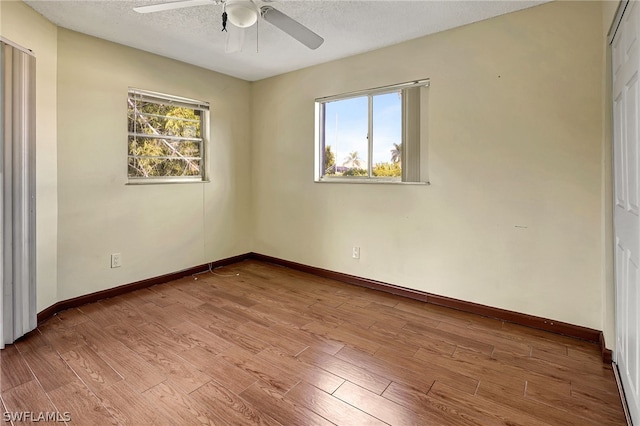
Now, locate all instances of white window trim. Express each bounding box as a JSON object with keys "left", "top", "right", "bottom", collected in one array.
[
  {"left": 314, "top": 79, "right": 430, "bottom": 184},
  {"left": 127, "top": 88, "right": 210, "bottom": 184},
  {"left": 315, "top": 177, "right": 429, "bottom": 185},
  {"left": 315, "top": 79, "right": 430, "bottom": 103}
]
